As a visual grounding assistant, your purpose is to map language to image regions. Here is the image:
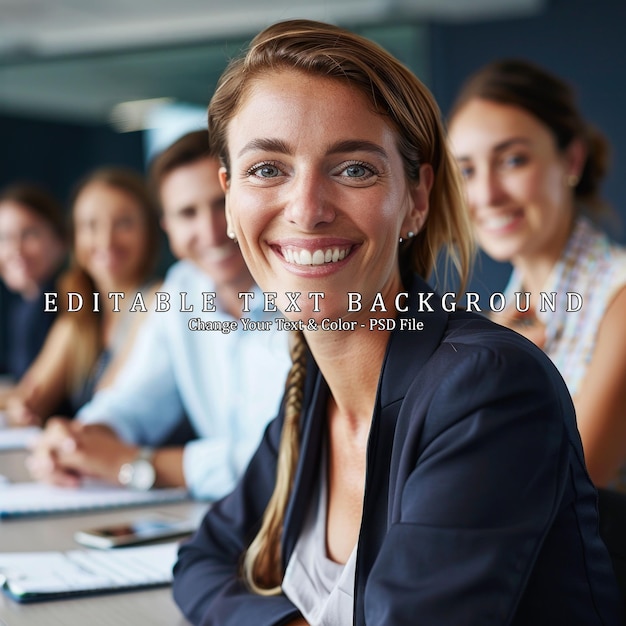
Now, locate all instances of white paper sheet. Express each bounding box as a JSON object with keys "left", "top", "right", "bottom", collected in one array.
[
  {"left": 0, "top": 481, "right": 188, "bottom": 519},
  {"left": 0, "top": 542, "right": 178, "bottom": 600},
  {"left": 0, "top": 426, "right": 41, "bottom": 451}
]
